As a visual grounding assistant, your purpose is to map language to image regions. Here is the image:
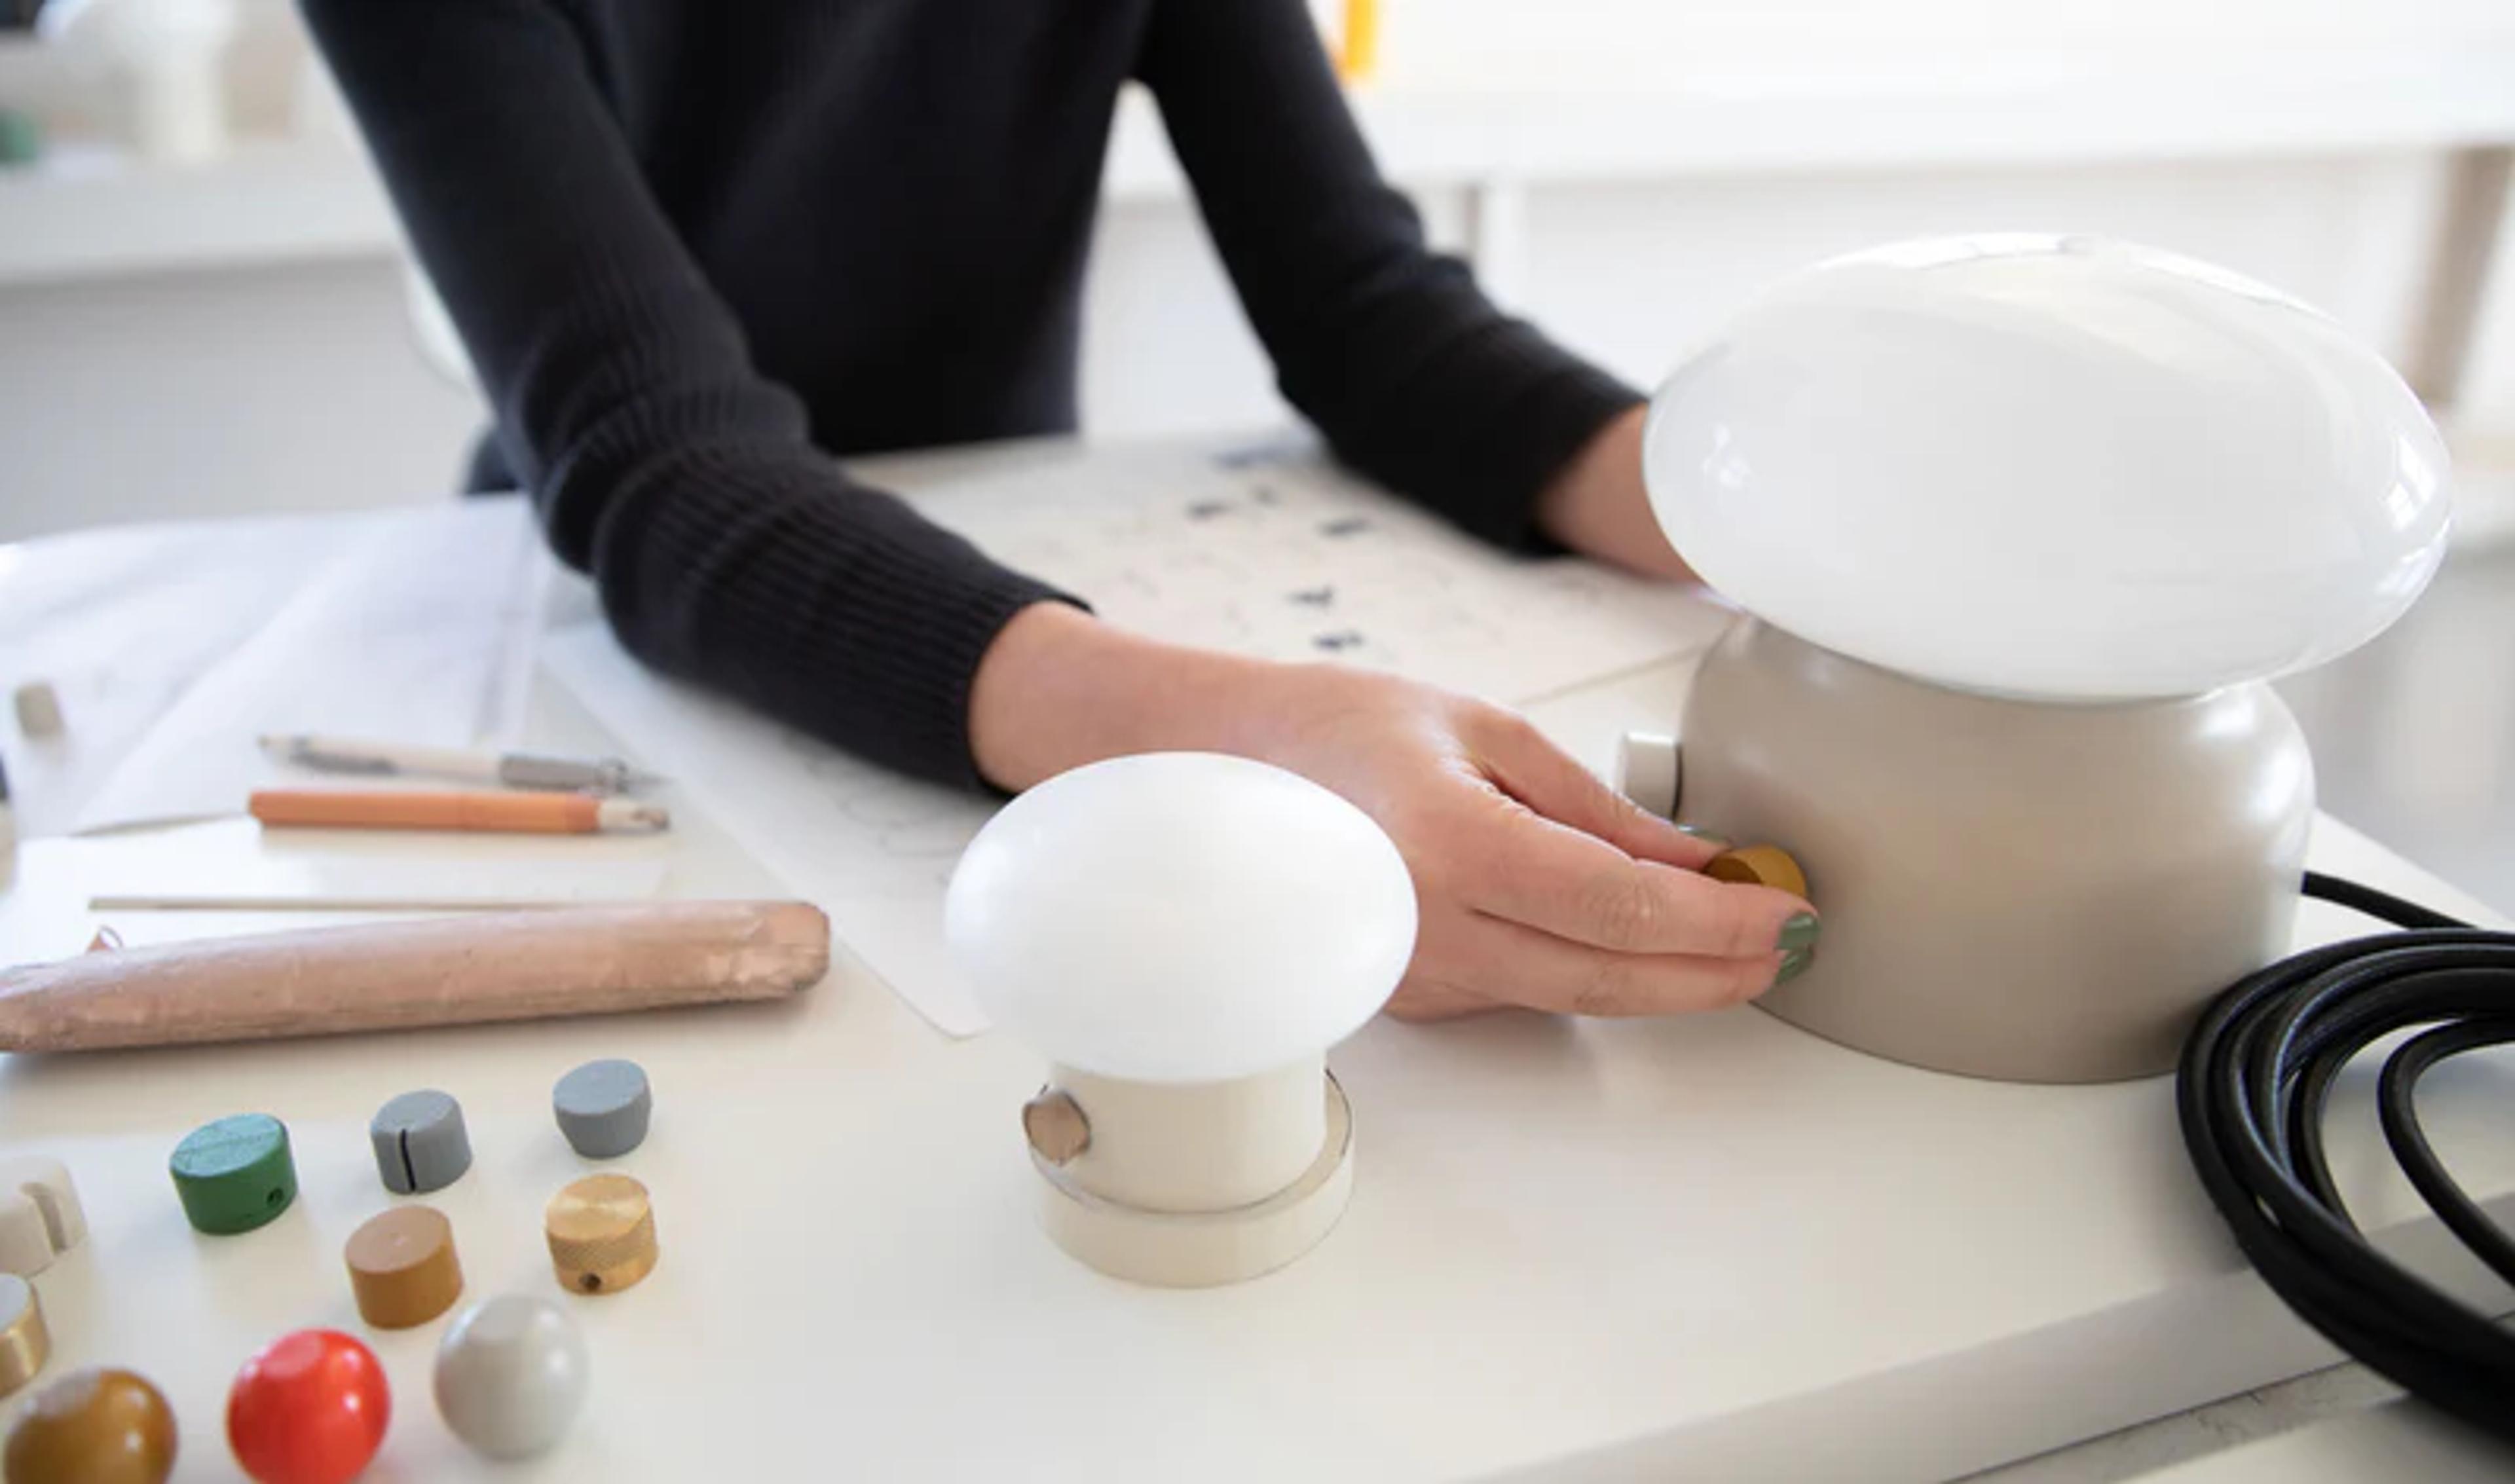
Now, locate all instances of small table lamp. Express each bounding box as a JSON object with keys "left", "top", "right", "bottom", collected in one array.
[
  {"left": 946, "top": 752, "right": 1417, "bottom": 1286},
  {"left": 1619, "top": 235, "right": 2453, "bottom": 1081}
]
